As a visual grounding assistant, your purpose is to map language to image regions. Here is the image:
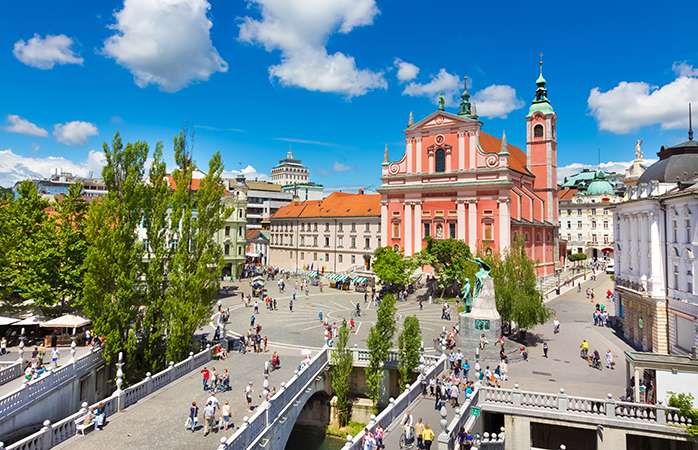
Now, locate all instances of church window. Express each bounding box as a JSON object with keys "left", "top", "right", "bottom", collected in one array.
[
  {"left": 435, "top": 148, "right": 446, "bottom": 172},
  {"left": 393, "top": 223, "right": 400, "bottom": 239},
  {"left": 484, "top": 223, "right": 493, "bottom": 241},
  {"left": 536, "top": 233, "right": 541, "bottom": 242},
  {"left": 524, "top": 232, "right": 529, "bottom": 242},
  {"left": 424, "top": 223, "right": 431, "bottom": 237},
  {"left": 547, "top": 233, "right": 551, "bottom": 242},
  {"left": 224, "top": 244, "right": 229, "bottom": 255},
  {"left": 534, "top": 124, "right": 544, "bottom": 138},
  {"left": 686, "top": 219, "right": 691, "bottom": 243},
  {"left": 449, "top": 223, "right": 456, "bottom": 239}
]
